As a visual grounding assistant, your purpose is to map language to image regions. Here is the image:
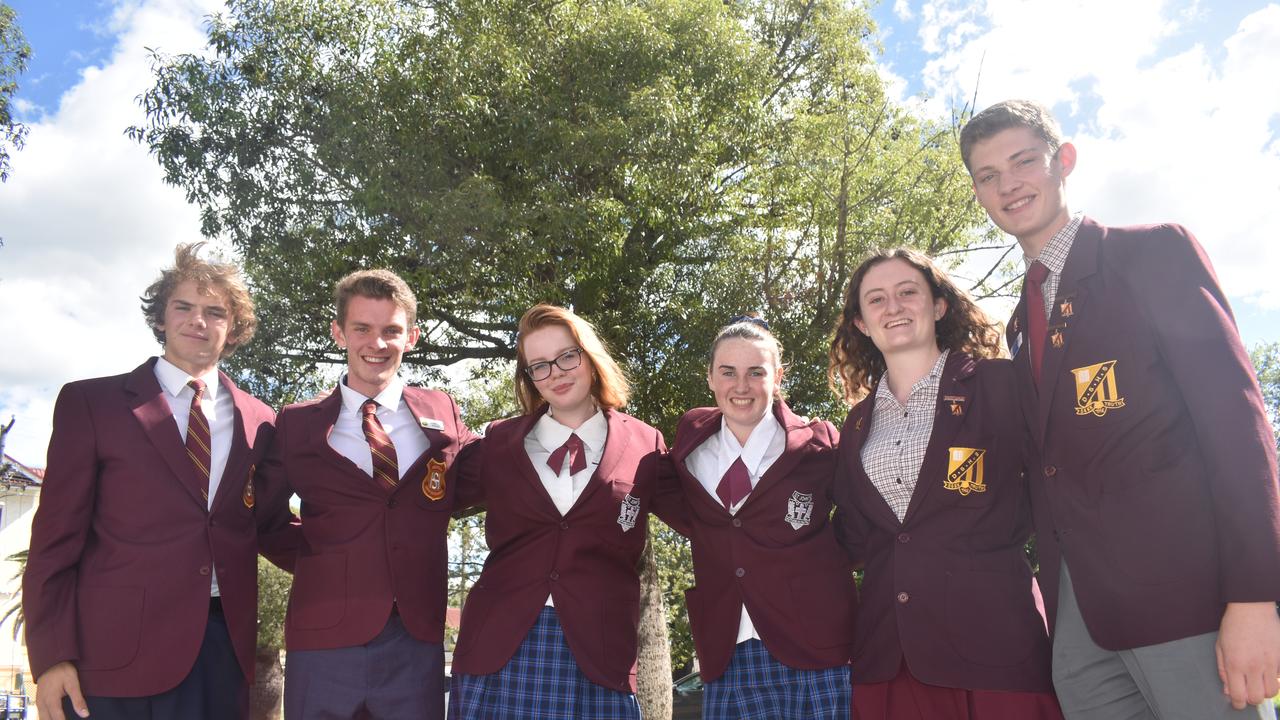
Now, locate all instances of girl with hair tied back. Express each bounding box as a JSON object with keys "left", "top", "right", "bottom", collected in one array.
[
  {"left": 448, "top": 304, "right": 685, "bottom": 720},
  {"left": 665, "top": 314, "right": 857, "bottom": 719},
  {"left": 828, "top": 249, "right": 1063, "bottom": 719}
]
